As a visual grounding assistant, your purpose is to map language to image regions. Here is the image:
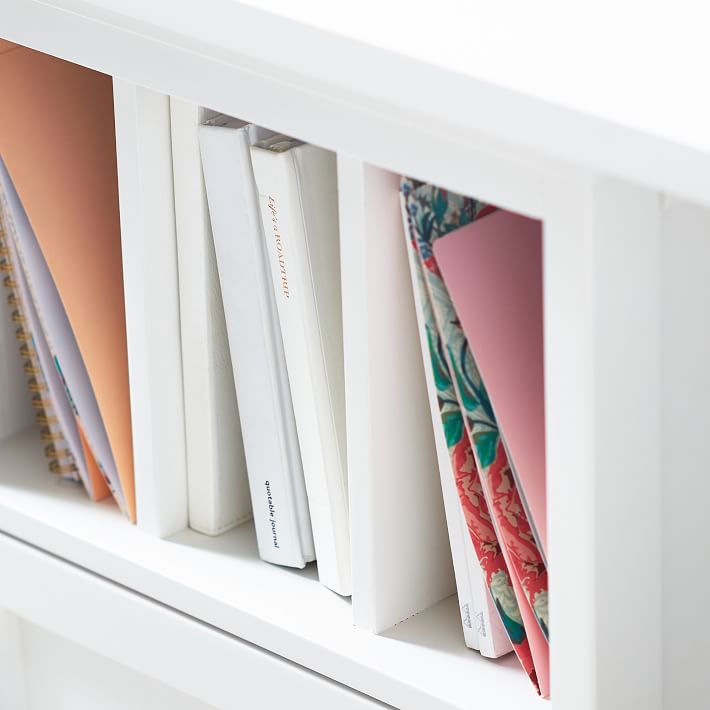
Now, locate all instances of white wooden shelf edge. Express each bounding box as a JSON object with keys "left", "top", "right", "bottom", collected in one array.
[{"left": 3, "top": 0, "right": 710, "bottom": 208}]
